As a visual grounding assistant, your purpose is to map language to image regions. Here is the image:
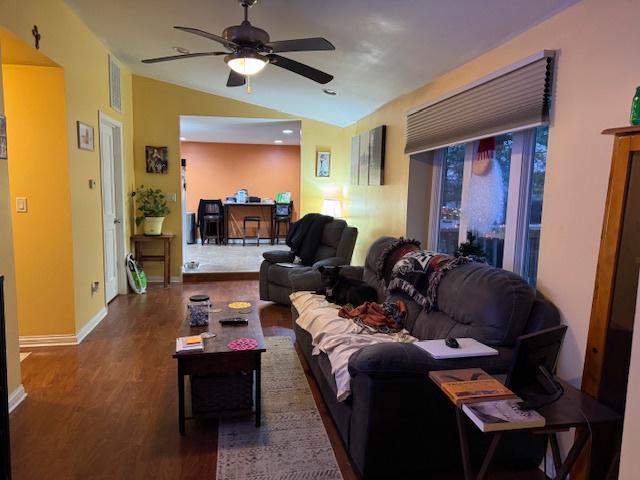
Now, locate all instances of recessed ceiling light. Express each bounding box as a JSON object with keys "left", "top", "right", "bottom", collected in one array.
[
  {"left": 282, "top": 129, "right": 293, "bottom": 134},
  {"left": 173, "top": 46, "right": 191, "bottom": 55},
  {"left": 180, "top": 137, "right": 186, "bottom": 141},
  {"left": 274, "top": 139, "right": 283, "bottom": 144},
  {"left": 322, "top": 88, "right": 337, "bottom": 96}
]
